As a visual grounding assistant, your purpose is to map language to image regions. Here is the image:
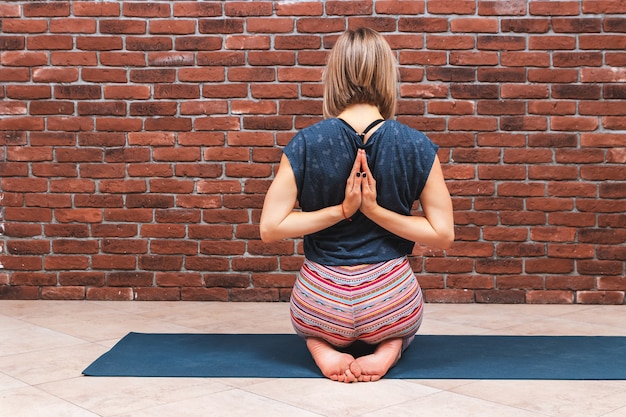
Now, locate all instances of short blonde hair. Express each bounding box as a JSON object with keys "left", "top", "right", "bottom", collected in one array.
[{"left": 323, "top": 28, "right": 398, "bottom": 120}]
